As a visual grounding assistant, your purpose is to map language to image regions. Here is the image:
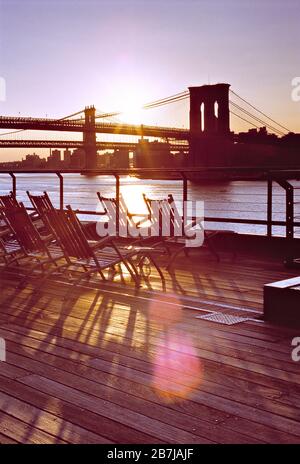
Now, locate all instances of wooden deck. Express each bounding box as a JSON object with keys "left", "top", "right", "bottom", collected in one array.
[{"left": 0, "top": 245, "right": 300, "bottom": 444}]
